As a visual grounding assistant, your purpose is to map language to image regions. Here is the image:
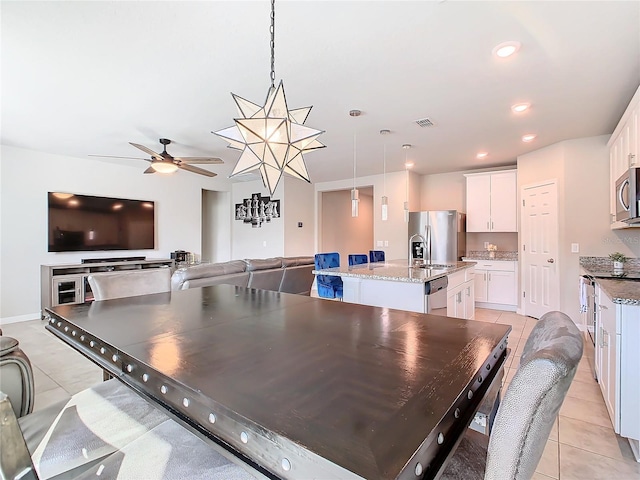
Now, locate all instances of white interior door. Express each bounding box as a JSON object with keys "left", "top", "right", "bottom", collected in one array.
[{"left": 521, "top": 181, "right": 559, "bottom": 319}]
